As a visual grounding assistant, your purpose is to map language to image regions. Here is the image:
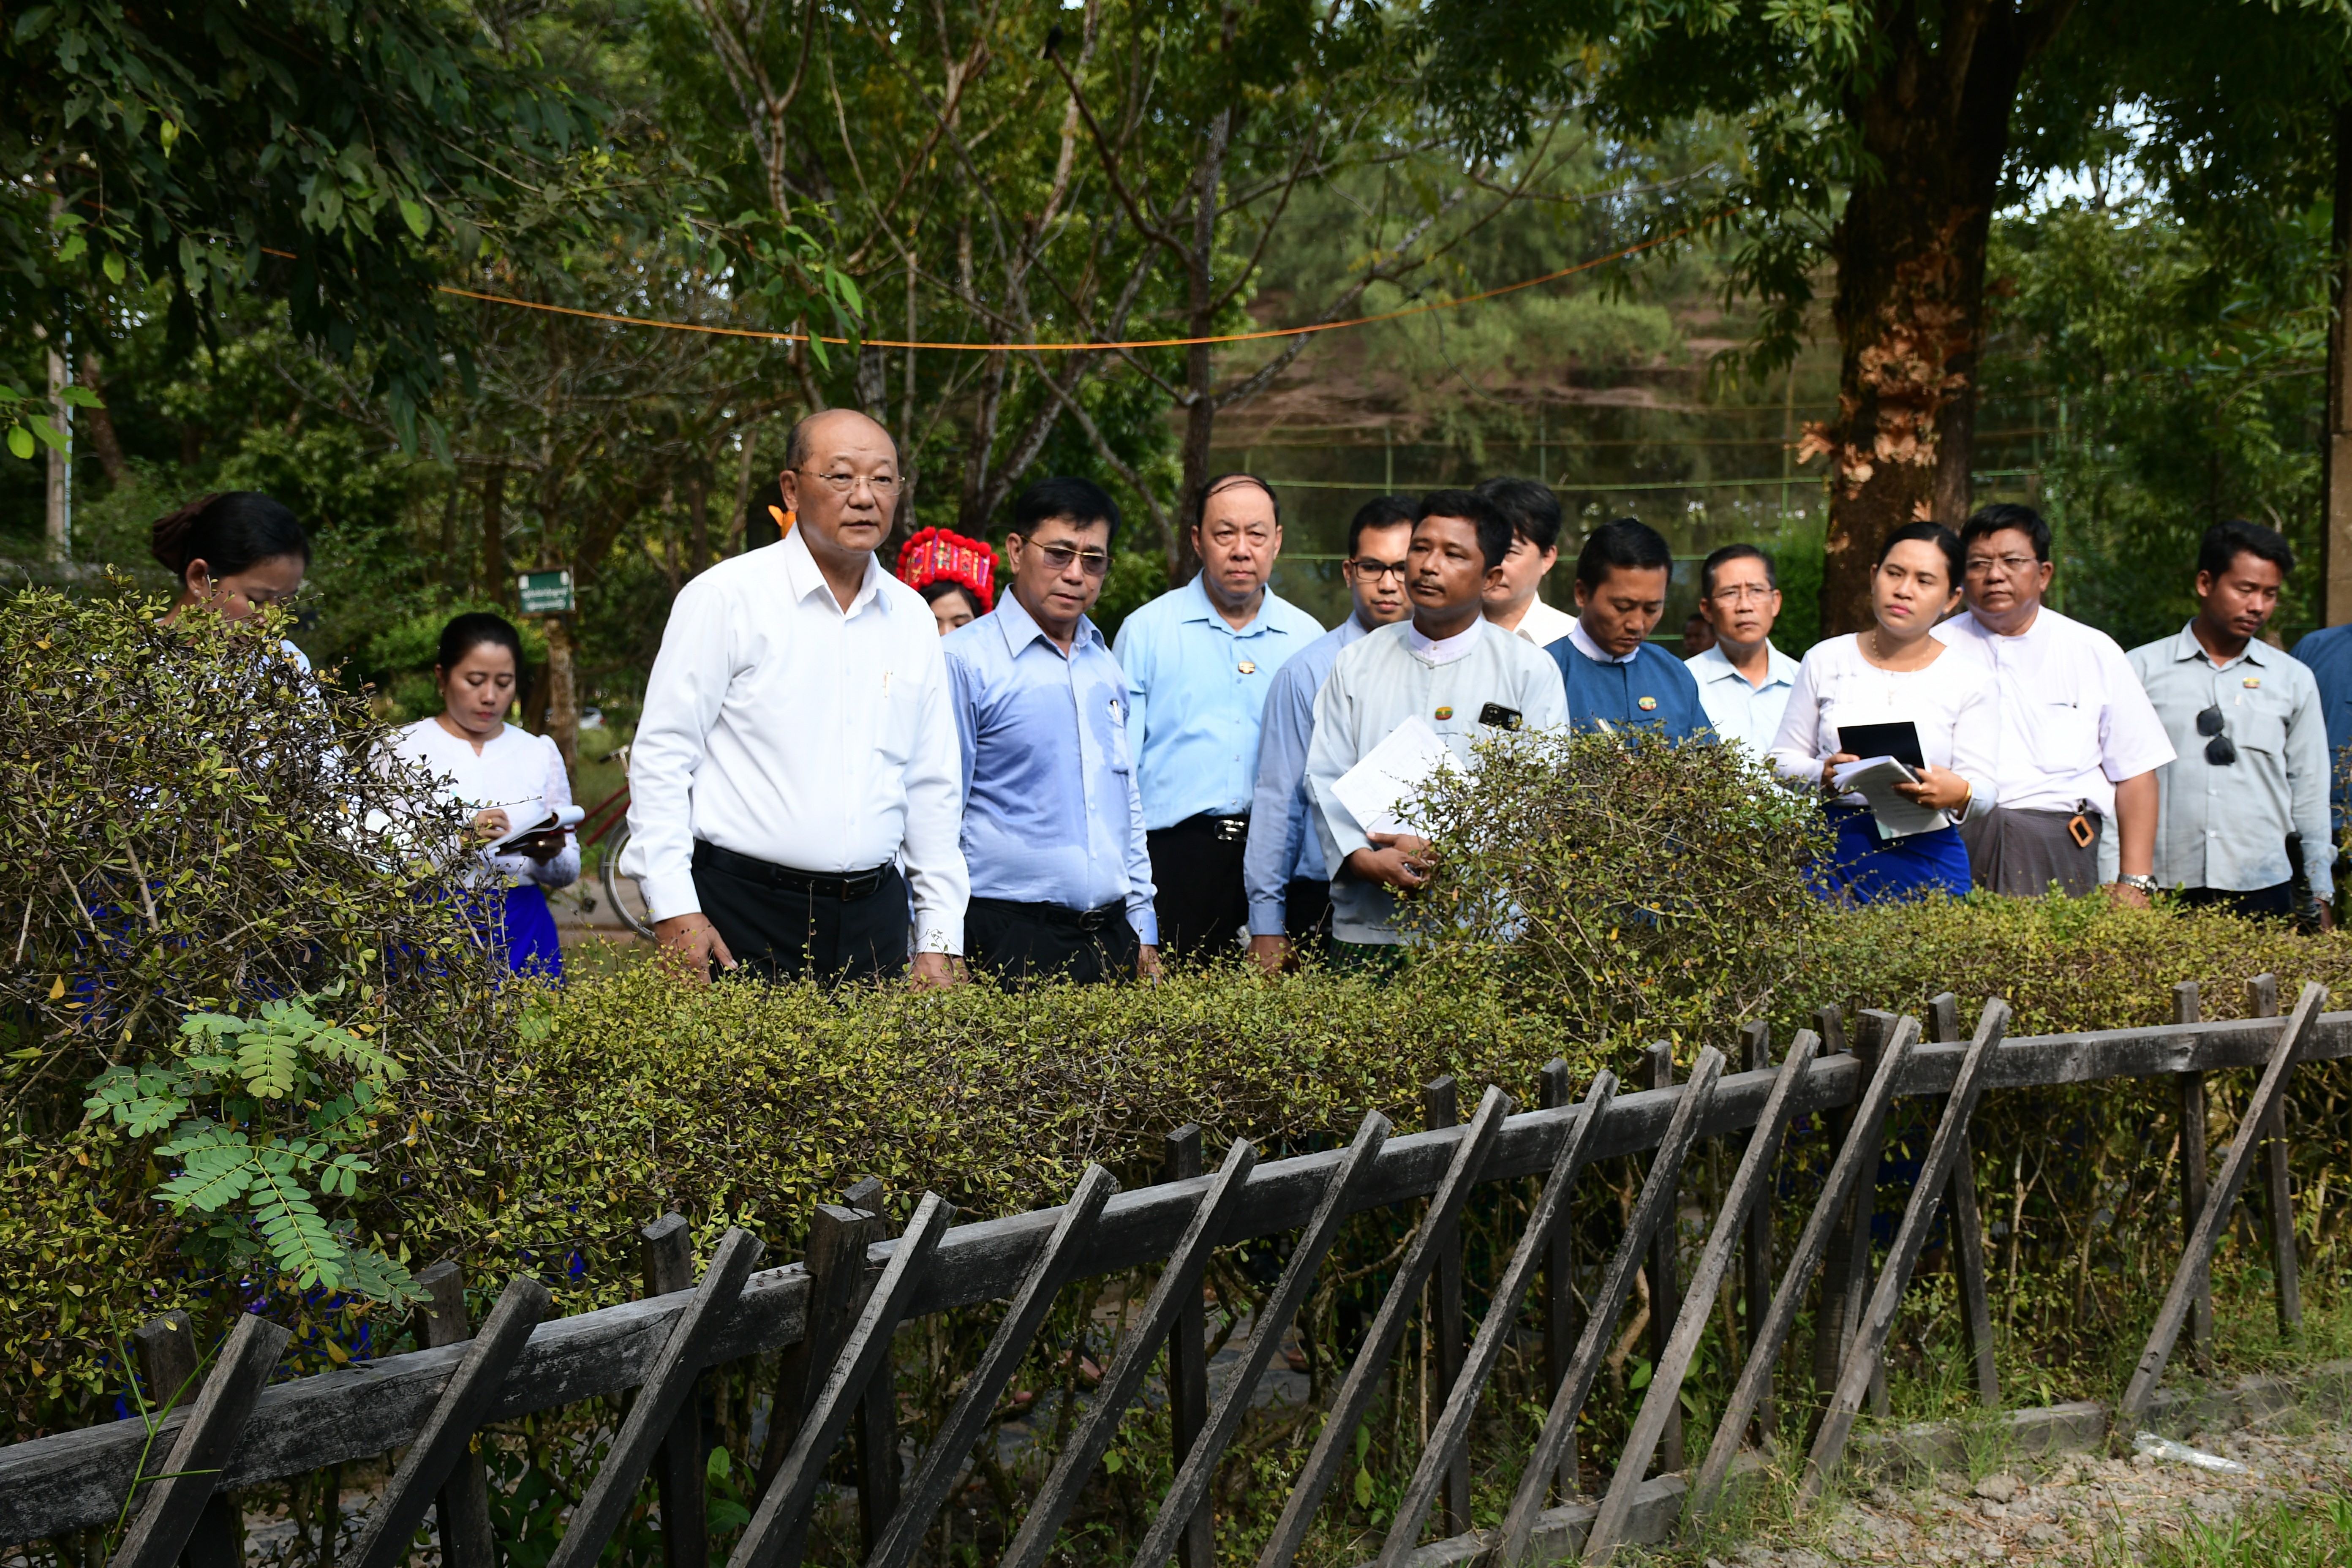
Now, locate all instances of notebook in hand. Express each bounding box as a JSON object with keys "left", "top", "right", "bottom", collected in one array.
[{"left": 1835, "top": 720, "right": 1925, "bottom": 769}]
